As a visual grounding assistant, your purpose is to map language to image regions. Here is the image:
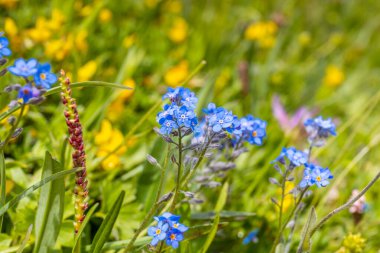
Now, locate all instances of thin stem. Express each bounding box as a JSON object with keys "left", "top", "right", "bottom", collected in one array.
[
  {"left": 278, "top": 170, "right": 289, "bottom": 230},
  {"left": 180, "top": 133, "right": 215, "bottom": 188},
  {"left": 125, "top": 147, "right": 170, "bottom": 251},
  {"left": 170, "top": 129, "right": 183, "bottom": 211},
  {"left": 270, "top": 187, "right": 308, "bottom": 253},
  {"left": 1, "top": 104, "right": 25, "bottom": 148},
  {"left": 309, "top": 171, "right": 380, "bottom": 237}
]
